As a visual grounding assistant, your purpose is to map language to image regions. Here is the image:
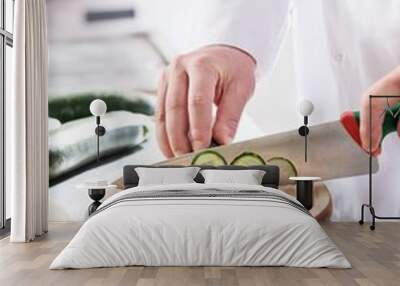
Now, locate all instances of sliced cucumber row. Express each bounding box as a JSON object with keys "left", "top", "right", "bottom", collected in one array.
[{"left": 191, "top": 150, "right": 298, "bottom": 184}]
